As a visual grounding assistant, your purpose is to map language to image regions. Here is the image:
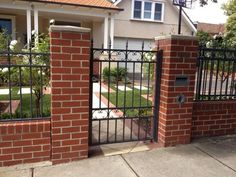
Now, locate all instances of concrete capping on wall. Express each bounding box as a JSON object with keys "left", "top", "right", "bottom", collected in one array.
[
  {"left": 49, "top": 25, "right": 91, "bottom": 33},
  {"left": 155, "top": 35, "right": 197, "bottom": 41}
]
